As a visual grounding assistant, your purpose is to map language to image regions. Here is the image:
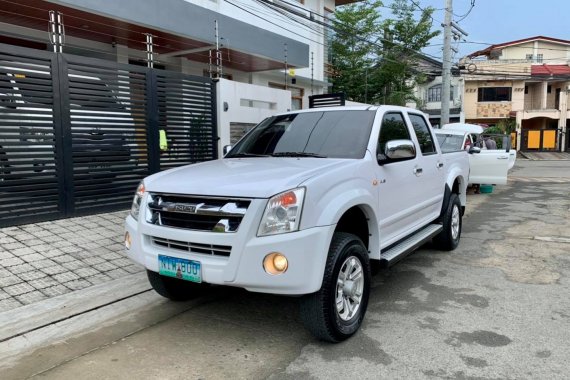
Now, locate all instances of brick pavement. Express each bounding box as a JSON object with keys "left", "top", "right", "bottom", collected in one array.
[{"left": 0, "top": 211, "right": 142, "bottom": 312}]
